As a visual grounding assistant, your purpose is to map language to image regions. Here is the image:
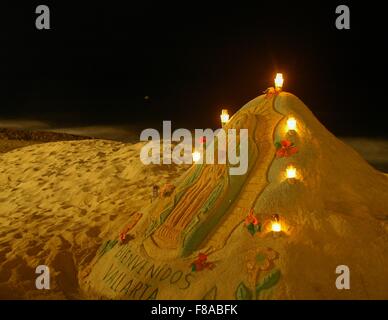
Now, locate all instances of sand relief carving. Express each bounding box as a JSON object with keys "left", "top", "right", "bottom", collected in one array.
[
  {"left": 152, "top": 164, "right": 227, "bottom": 249},
  {"left": 196, "top": 97, "right": 284, "bottom": 253},
  {"left": 140, "top": 96, "right": 285, "bottom": 261},
  {"left": 83, "top": 94, "right": 288, "bottom": 299},
  {"left": 99, "top": 244, "right": 198, "bottom": 300},
  {"left": 142, "top": 116, "right": 255, "bottom": 257},
  {"left": 82, "top": 91, "right": 388, "bottom": 300}
]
